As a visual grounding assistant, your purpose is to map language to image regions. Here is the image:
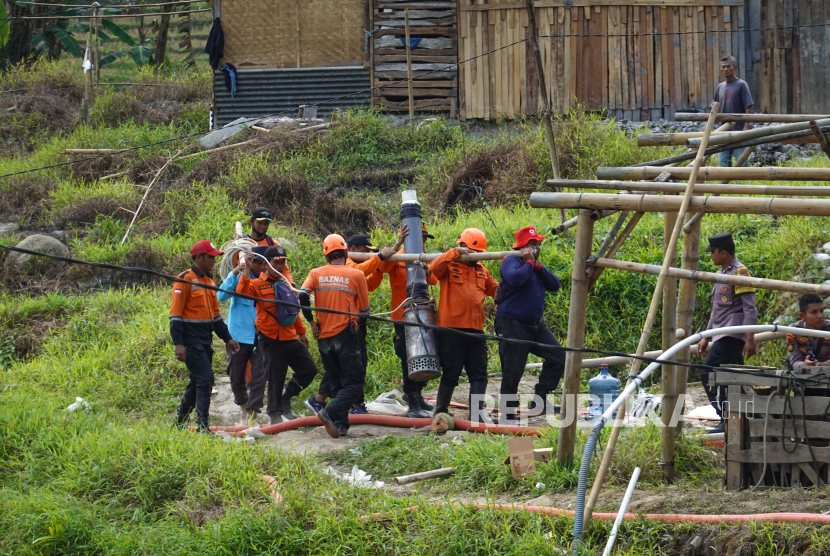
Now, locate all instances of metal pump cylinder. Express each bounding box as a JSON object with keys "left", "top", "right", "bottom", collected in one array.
[{"left": 400, "top": 190, "right": 441, "bottom": 381}]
